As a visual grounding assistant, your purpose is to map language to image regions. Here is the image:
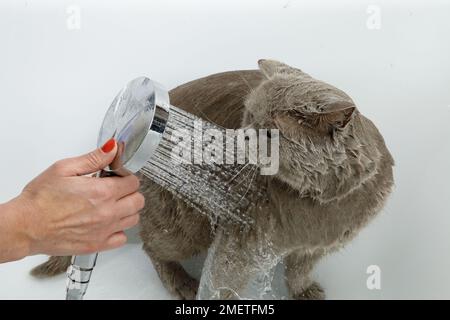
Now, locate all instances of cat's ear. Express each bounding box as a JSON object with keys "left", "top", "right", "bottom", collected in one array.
[
  {"left": 318, "top": 101, "right": 356, "bottom": 130},
  {"left": 258, "top": 59, "right": 306, "bottom": 78}
]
